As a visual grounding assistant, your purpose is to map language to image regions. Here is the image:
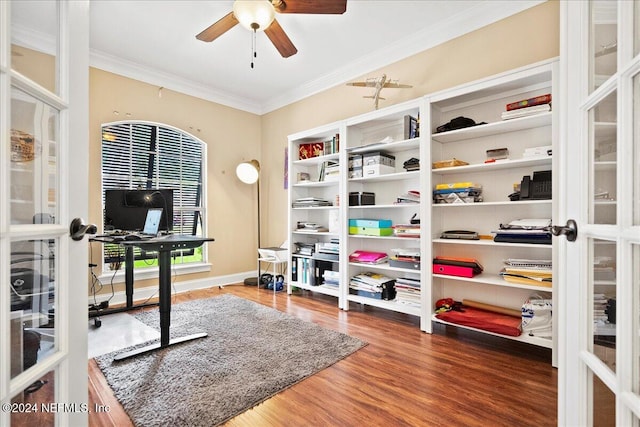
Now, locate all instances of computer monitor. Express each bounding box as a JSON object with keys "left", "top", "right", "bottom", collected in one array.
[{"left": 104, "top": 189, "right": 174, "bottom": 232}]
